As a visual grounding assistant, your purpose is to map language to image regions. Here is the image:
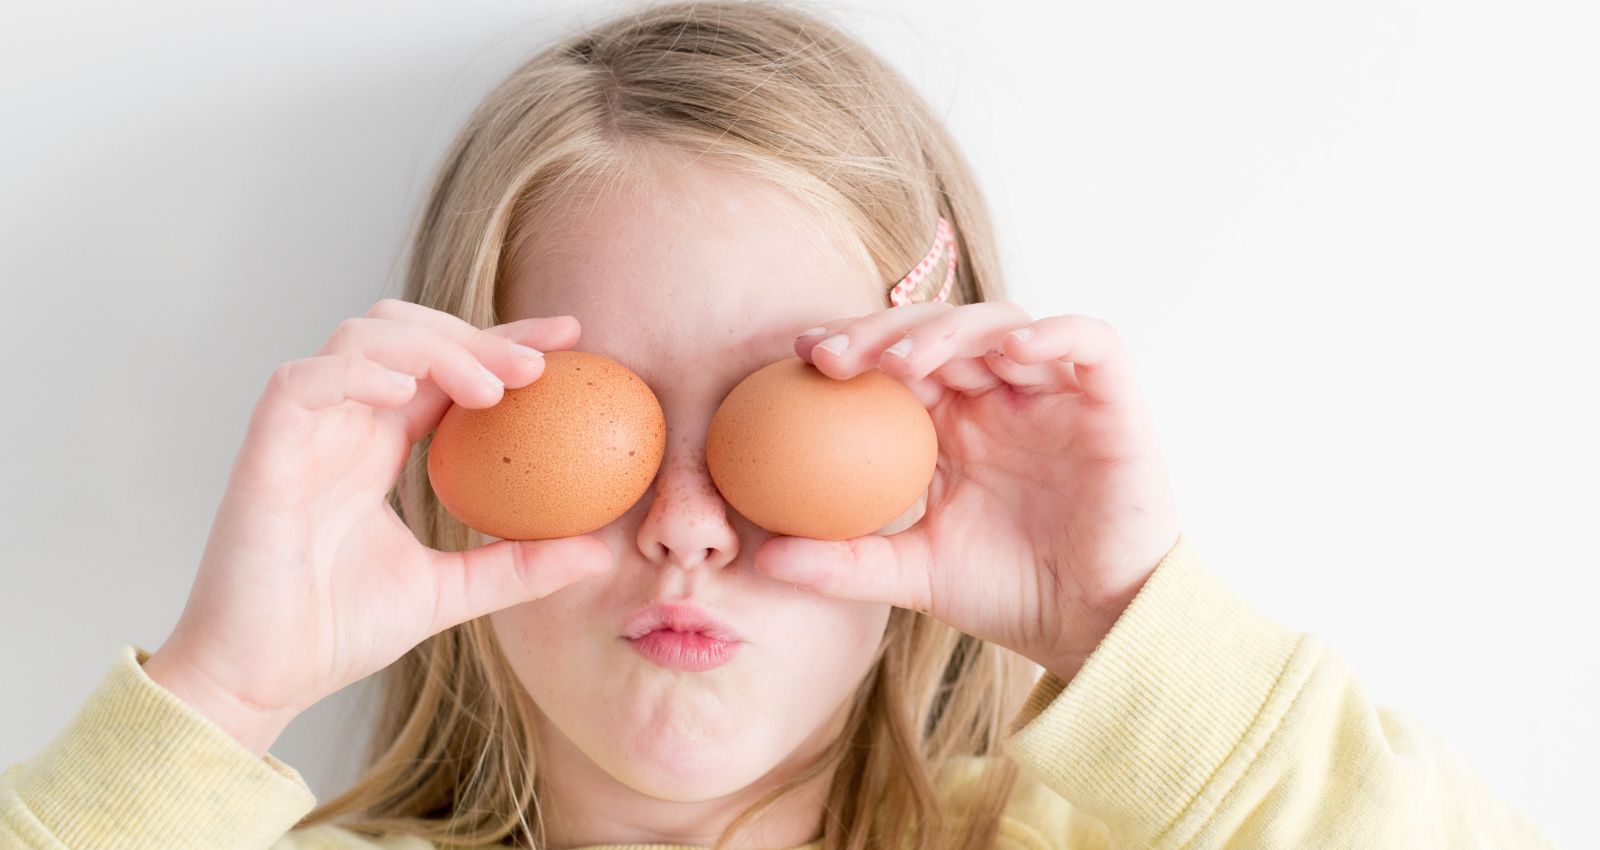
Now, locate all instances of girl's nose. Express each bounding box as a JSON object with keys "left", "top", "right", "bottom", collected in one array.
[{"left": 634, "top": 447, "right": 739, "bottom": 572}]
